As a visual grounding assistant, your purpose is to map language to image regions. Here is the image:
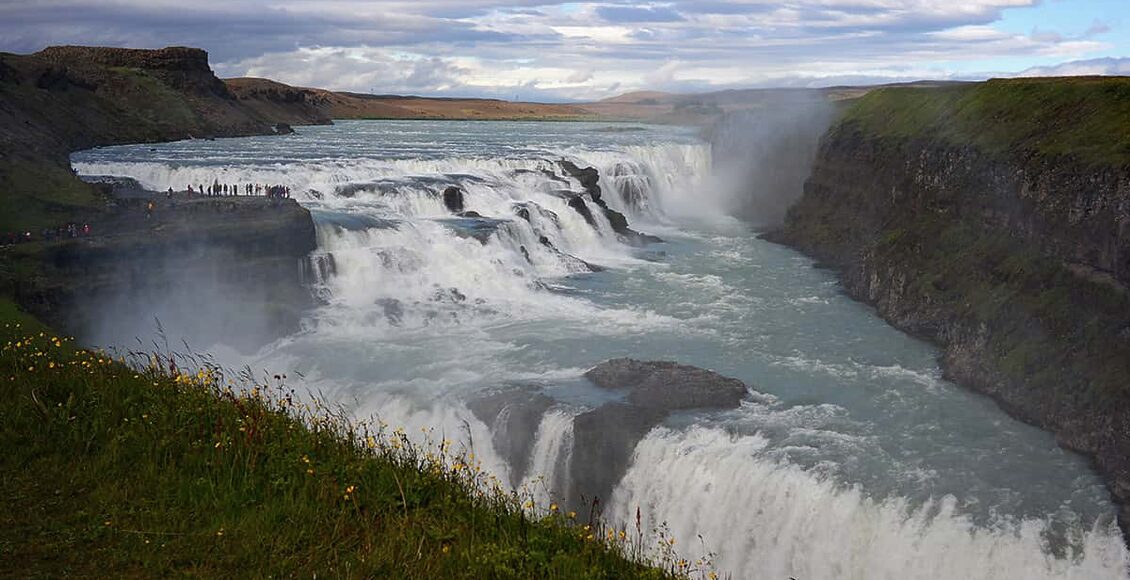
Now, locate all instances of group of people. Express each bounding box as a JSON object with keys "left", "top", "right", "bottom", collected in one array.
[
  {"left": 3, "top": 223, "right": 91, "bottom": 245},
  {"left": 184, "top": 181, "right": 292, "bottom": 199}
]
